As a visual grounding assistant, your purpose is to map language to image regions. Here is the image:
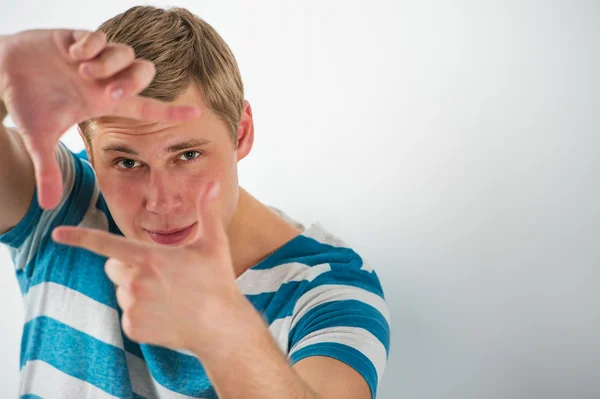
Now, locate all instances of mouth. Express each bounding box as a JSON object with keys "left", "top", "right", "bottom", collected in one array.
[{"left": 144, "top": 223, "right": 196, "bottom": 245}]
